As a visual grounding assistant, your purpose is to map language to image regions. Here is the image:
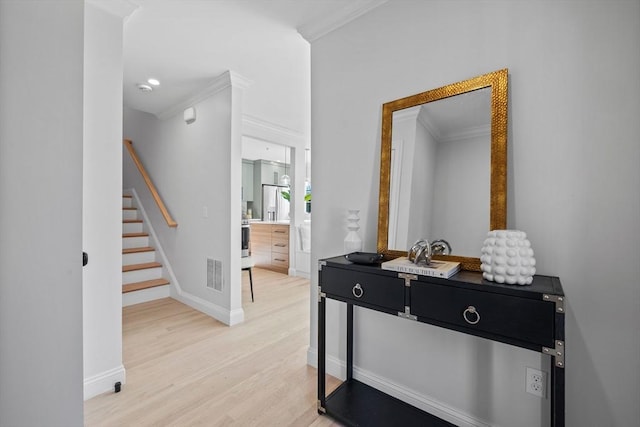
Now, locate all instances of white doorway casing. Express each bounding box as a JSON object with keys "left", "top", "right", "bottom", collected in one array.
[{"left": 82, "top": 0, "right": 136, "bottom": 401}]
